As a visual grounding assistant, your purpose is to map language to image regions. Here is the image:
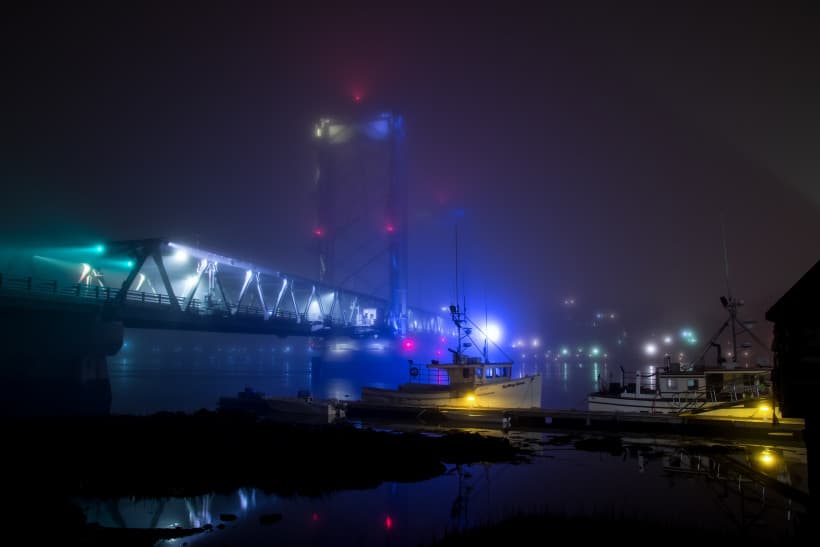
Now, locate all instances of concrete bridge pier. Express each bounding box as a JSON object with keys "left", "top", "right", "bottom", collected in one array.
[{"left": 0, "top": 307, "right": 123, "bottom": 416}]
